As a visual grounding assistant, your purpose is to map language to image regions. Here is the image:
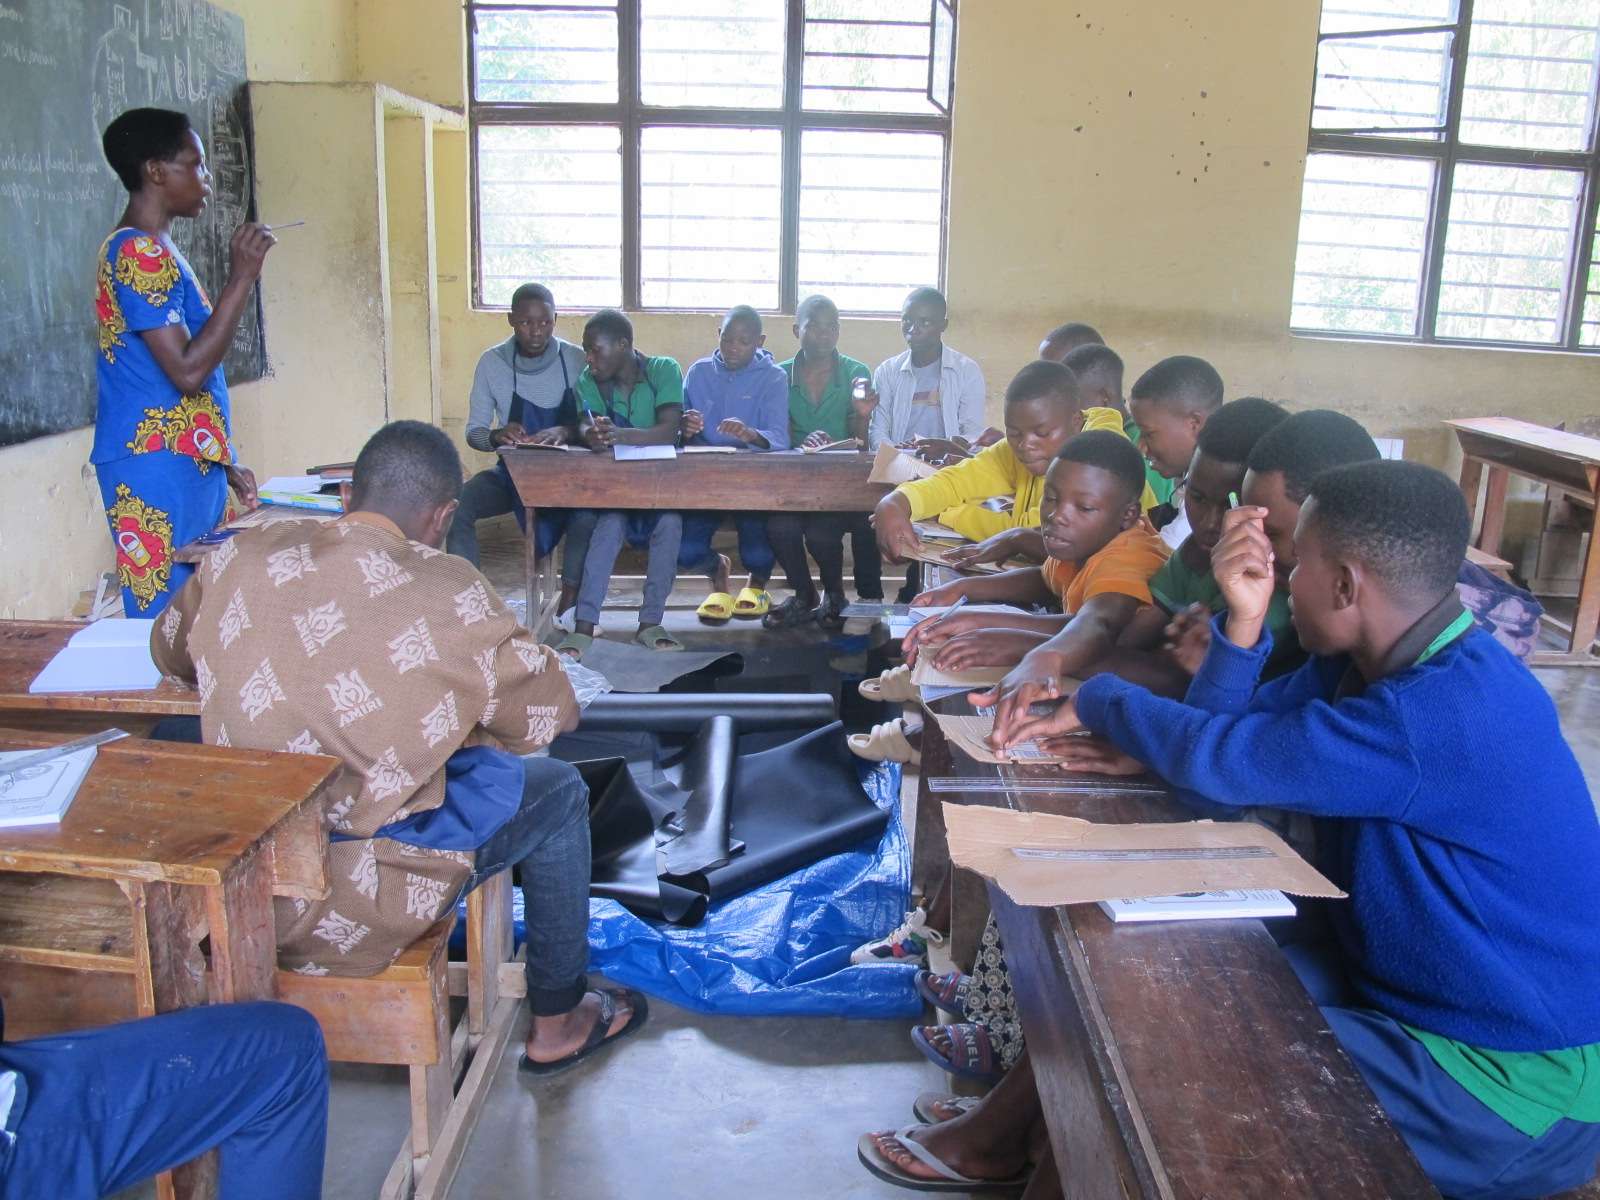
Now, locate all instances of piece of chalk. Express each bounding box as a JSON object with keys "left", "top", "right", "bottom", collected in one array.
[{"left": 267, "top": 220, "right": 306, "bottom": 231}]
